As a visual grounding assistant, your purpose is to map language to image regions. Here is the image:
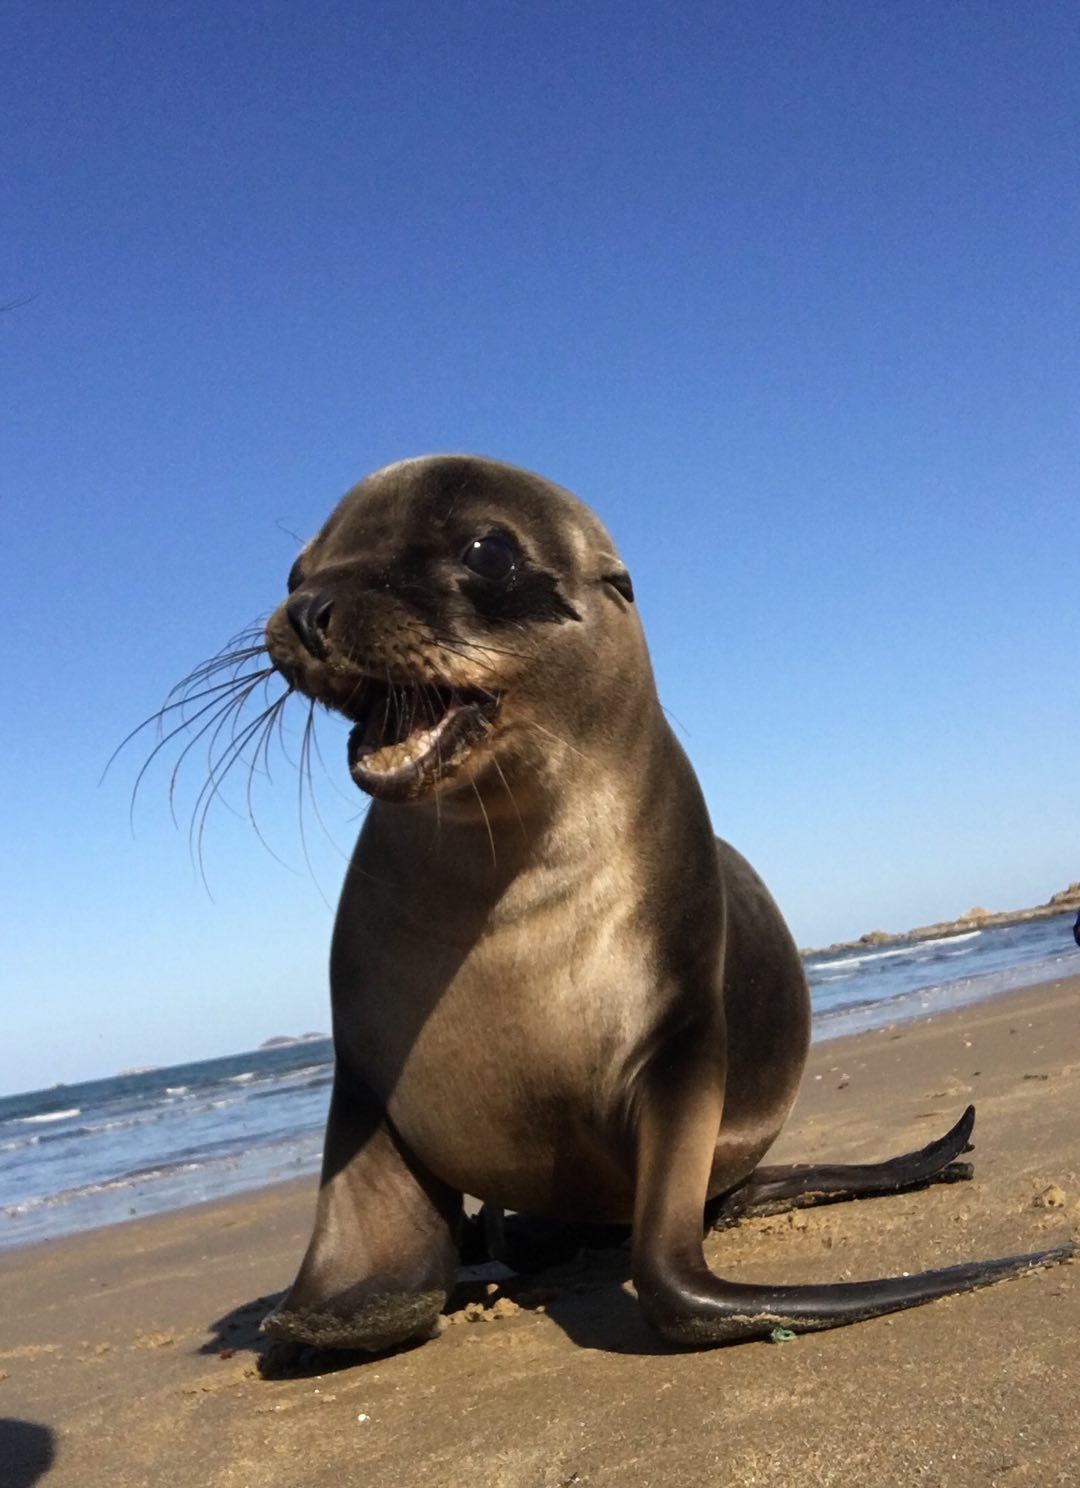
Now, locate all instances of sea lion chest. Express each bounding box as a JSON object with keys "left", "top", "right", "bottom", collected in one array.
[{"left": 329, "top": 850, "right": 661, "bottom": 1216}]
